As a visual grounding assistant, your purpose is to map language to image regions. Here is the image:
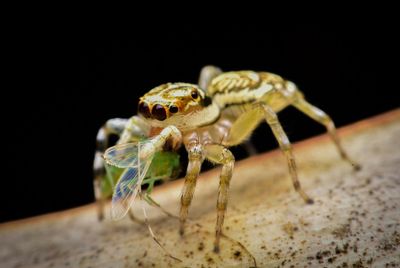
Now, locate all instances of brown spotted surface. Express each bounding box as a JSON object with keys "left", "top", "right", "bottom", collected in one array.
[{"left": 0, "top": 110, "right": 399, "bottom": 268}]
